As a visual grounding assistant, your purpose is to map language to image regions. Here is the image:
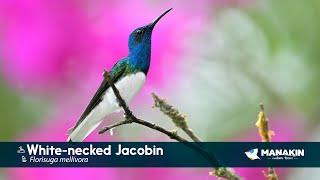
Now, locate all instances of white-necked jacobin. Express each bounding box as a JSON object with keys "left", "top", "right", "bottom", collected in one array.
[{"left": 67, "top": 8, "right": 172, "bottom": 142}]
